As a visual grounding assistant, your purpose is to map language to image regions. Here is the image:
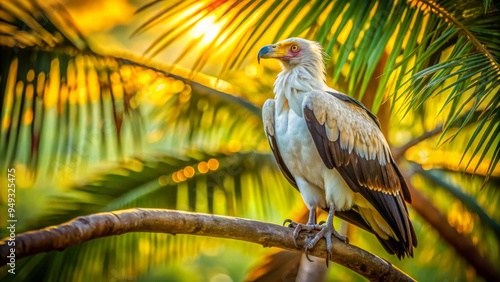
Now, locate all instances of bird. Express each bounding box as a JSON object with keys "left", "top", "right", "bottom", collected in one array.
[{"left": 257, "top": 38, "right": 417, "bottom": 262}]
